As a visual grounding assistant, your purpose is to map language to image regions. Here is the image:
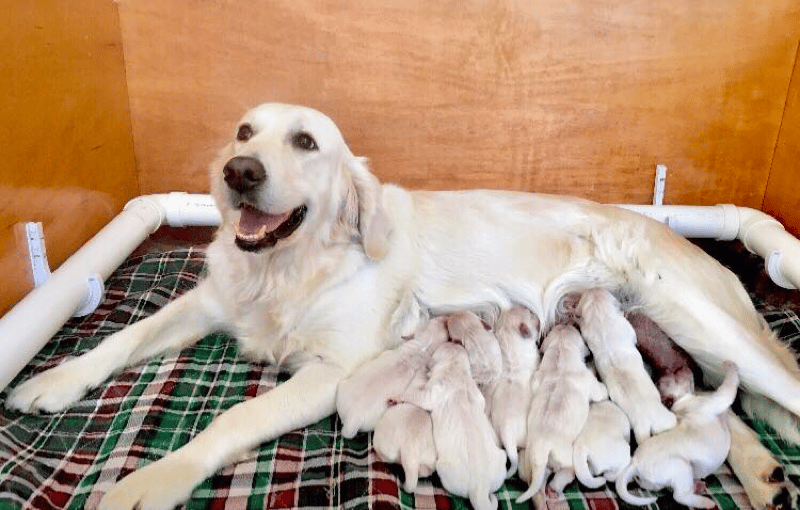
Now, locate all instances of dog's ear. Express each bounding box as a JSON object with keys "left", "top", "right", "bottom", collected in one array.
[{"left": 344, "top": 155, "right": 392, "bottom": 260}]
